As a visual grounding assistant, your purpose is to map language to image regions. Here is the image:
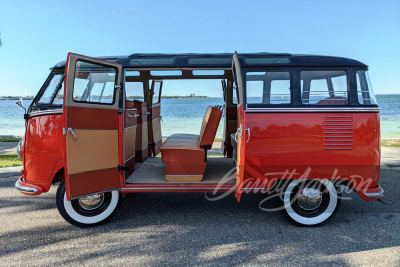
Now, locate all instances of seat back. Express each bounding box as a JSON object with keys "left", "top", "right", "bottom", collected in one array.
[
  {"left": 198, "top": 106, "right": 223, "bottom": 148},
  {"left": 316, "top": 96, "right": 348, "bottom": 105}
]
